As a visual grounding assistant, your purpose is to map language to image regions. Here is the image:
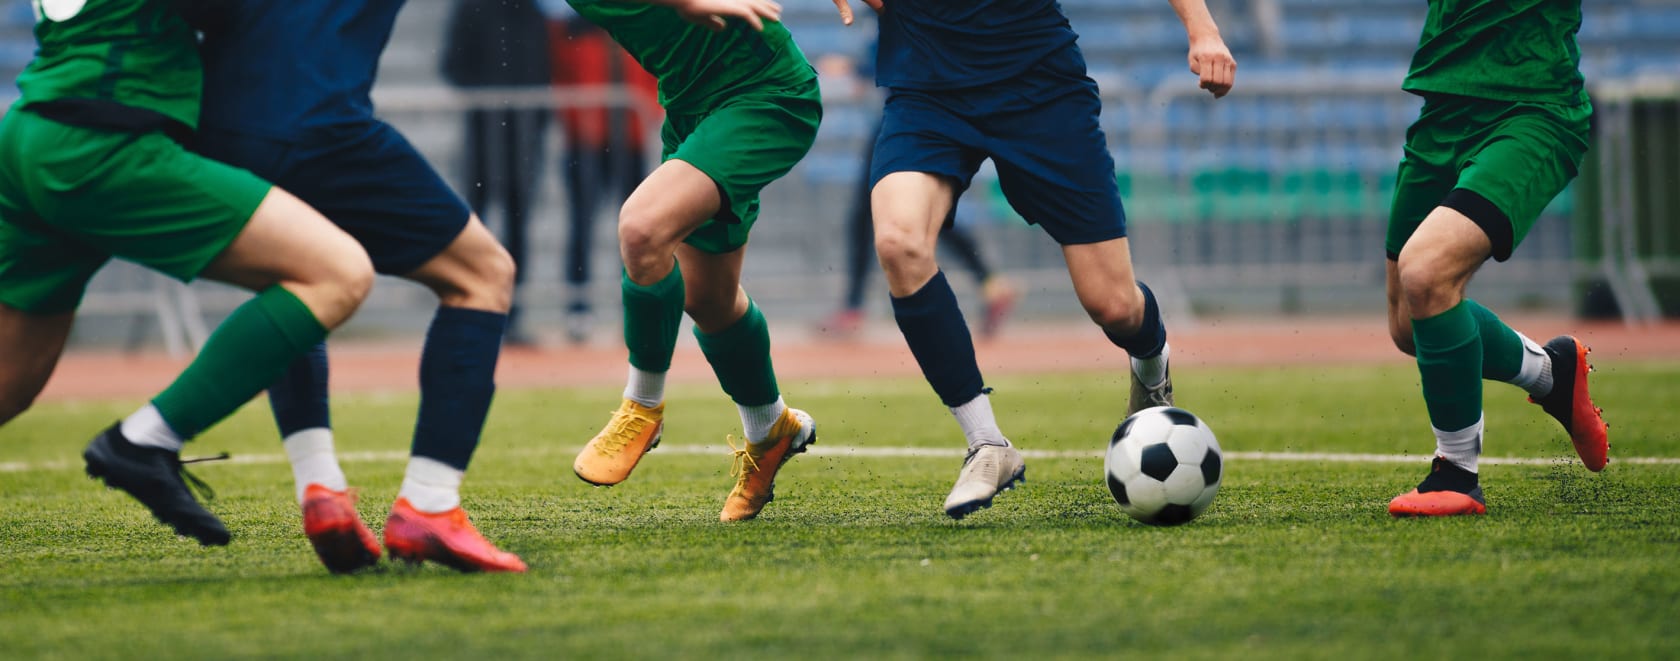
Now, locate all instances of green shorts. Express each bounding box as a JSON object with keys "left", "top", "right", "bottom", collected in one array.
[
  {"left": 0, "top": 109, "right": 271, "bottom": 313},
  {"left": 664, "top": 77, "right": 821, "bottom": 254},
  {"left": 1386, "top": 94, "right": 1591, "bottom": 261}
]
